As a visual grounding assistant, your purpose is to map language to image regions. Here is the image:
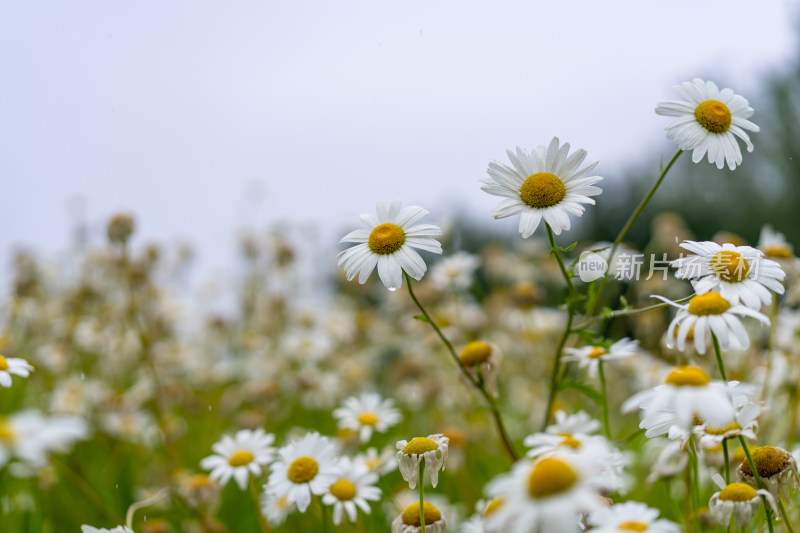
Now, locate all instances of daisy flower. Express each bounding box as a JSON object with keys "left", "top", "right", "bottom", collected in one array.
[
  {"left": 622, "top": 366, "right": 743, "bottom": 437},
  {"left": 338, "top": 199, "right": 443, "bottom": 291},
  {"left": 480, "top": 137, "right": 602, "bottom": 238},
  {"left": 333, "top": 392, "right": 402, "bottom": 443},
  {"left": 321, "top": 457, "right": 381, "bottom": 525},
  {"left": 485, "top": 449, "right": 615, "bottom": 533},
  {"left": 656, "top": 291, "right": 769, "bottom": 355},
  {"left": 392, "top": 501, "right": 447, "bottom": 533},
  {"left": 396, "top": 434, "right": 449, "bottom": 489},
  {"left": 694, "top": 401, "right": 759, "bottom": 449},
  {"left": 355, "top": 446, "right": 397, "bottom": 476},
  {"left": 0, "top": 410, "right": 88, "bottom": 468},
  {"left": 672, "top": 241, "right": 785, "bottom": 309},
  {"left": 545, "top": 410, "right": 601, "bottom": 436},
  {"left": 200, "top": 428, "right": 275, "bottom": 490},
  {"left": 587, "top": 501, "right": 680, "bottom": 532},
  {"left": 562, "top": 338, "right": 638, "bottom": 379},
  {"left": 268, "top": 432, "right": 339, "bottom": 512},
  {"left": 758, "top": 225, "right": 795, "bottom": 260},
  {"left": 260, "top": 492, "right": 295, "bottom": 527},
  {"left": 430, "top": 251, "right": 480, "bottom": 291},
  {"left": 737, "top": 445, "right": 800, "bottom": 501},
  {"left": 709, "top": 473, "right": 775, "bottom": 527},
  {"left": 656, "top": 78, "right": 759, "bottom": 170},
  {"left": 457, "top": 341, "right": 501, "bottom": 395},
  {"left": 0, "top": 354, "right": 33, "bottom": 388}
]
